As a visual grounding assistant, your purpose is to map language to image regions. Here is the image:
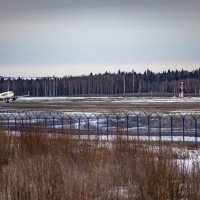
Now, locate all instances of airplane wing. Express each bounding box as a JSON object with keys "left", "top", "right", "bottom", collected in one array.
[{"left": 13, "top": 91, "right": 30, "bottom": 100}]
